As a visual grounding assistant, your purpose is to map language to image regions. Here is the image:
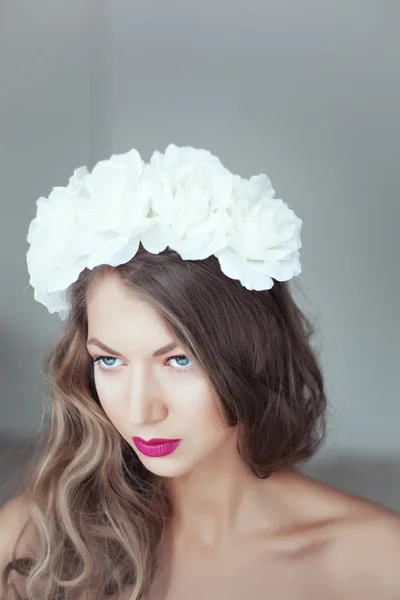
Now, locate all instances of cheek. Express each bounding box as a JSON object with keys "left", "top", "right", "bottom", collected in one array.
[
  {"left": 177, "top": 384, "right": 226, "bottom": 430},
  {"left": 93, "top": 373, "right": 124, "bottom": 416},
  {"left": 93, "top": 370, "right": 225, "bottom": 429}
]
